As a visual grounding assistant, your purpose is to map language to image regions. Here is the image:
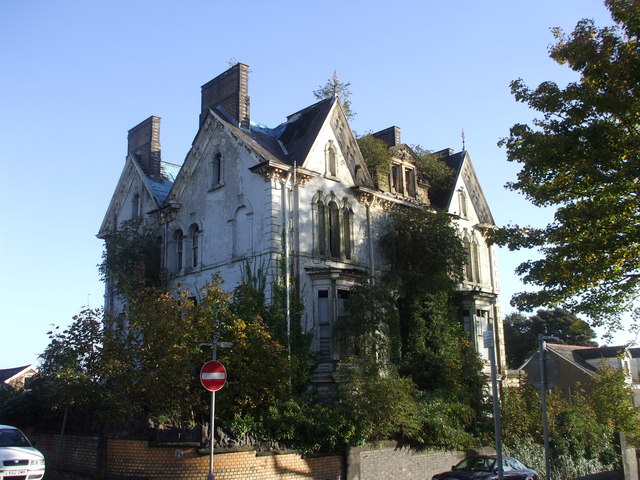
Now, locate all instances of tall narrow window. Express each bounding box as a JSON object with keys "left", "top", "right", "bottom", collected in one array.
[
  {"left": 212, "top": 153, "right": 222, "bottom": 187},
  {"left": 391, "top": 165, "right": 401, "bottom": 193},
  {"left": 174, "top": 230, "right": 184, "bottom": 272},
  {"left": 471, "top": 241, "right": 480, "bottom": 283},
  {"left": 317, "top": 201, "right": 326, "bottom": 256},
  {"left": 329, "top": 202, "right": 340, "bottom": 259},
  {"left": 328, "top": 144, "right": 337, "bottom": 177},
  {"left": 405, "top": 168, "right": 416, "bottom": 197},
  {"left": 464, "top": 238, "right": 473, "bottom": 282},
  {"left": 318, "top": 290, "right": 331, "bottom": 360},
  {"left": 343, "top": 207, "right": 352, "bottom": 260},
  {"left": 458, "top": 189, "right": 468, "bottom": 217},
  {"left": 131, "top": 193, "right": 140, "bottom": 218},
  {"left": 190, "top": 225, "right": 200, "bottom": 268}
]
